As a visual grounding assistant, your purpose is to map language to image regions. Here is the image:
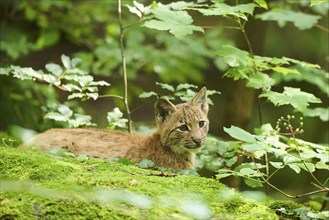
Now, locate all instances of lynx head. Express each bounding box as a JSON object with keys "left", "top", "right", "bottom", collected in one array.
[{"left": 154, "top": 87, "right": 209, "bottom": 154}]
